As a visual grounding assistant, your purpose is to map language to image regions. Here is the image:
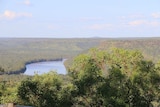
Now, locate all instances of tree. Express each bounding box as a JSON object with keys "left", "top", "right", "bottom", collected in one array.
[
  {"left": 69, "top": 48, "right": 107, "bottom": 106},
  {"left": 0, "top": 79, "right": 19, "bottom": 104},
  {"left": 69, "top": 48, "right": 160, "bottom": 107},
  {"left": 18, "top": 71, "right": 73, "bottom": 107},
  {"left": 17, "top": 48, "right": 160, "bottom": 107}
]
